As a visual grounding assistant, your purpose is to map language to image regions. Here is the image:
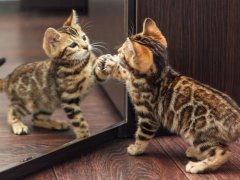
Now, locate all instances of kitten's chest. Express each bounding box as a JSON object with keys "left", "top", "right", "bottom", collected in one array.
[
  {"left": 127, "top": 78, "right": 157, "bottom": 109},
  {"left": 56, "top": 64, "right": 94, "bottom": 98}
]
